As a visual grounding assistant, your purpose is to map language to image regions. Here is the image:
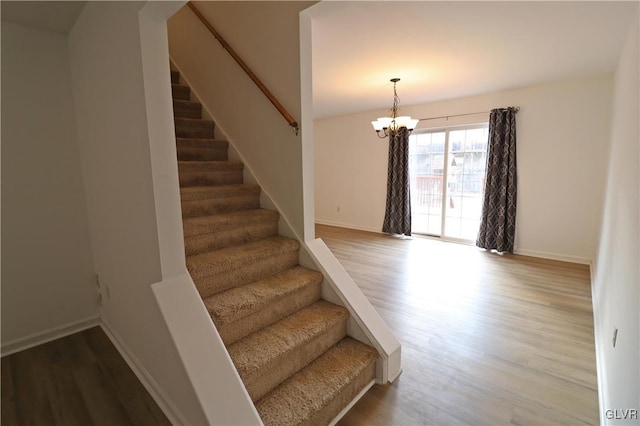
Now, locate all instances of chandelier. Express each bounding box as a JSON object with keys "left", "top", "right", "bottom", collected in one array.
[{"left": 371, "top": 78, "right": 419, "bottom": 138}]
